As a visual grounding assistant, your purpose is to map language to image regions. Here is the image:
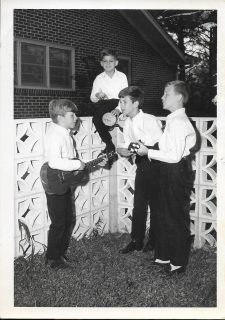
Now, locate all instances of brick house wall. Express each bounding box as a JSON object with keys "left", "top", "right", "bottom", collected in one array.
[{"left": 14, "top": 9, "right": 176, "bottom": 119}]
